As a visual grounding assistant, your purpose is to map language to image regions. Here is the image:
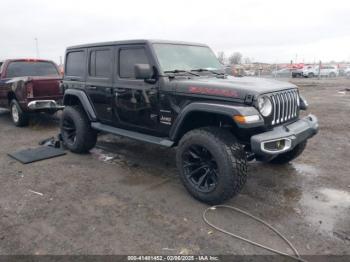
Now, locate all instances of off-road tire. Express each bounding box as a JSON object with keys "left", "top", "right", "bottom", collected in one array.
[
  {"left": 10, "top": 99, "right": 29, "bottom": 127},
  {"left": 60, "top": 106, "right": 97, "bottom": 153},
  {"left": 176, "top": 127, "right": 247, "bottom": 205},
  {"left": 269, "top": 141, "right": 307, "bottom": 165},
  {"left": 308, "top": 73, "right": 314, "bottom": 78}
]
